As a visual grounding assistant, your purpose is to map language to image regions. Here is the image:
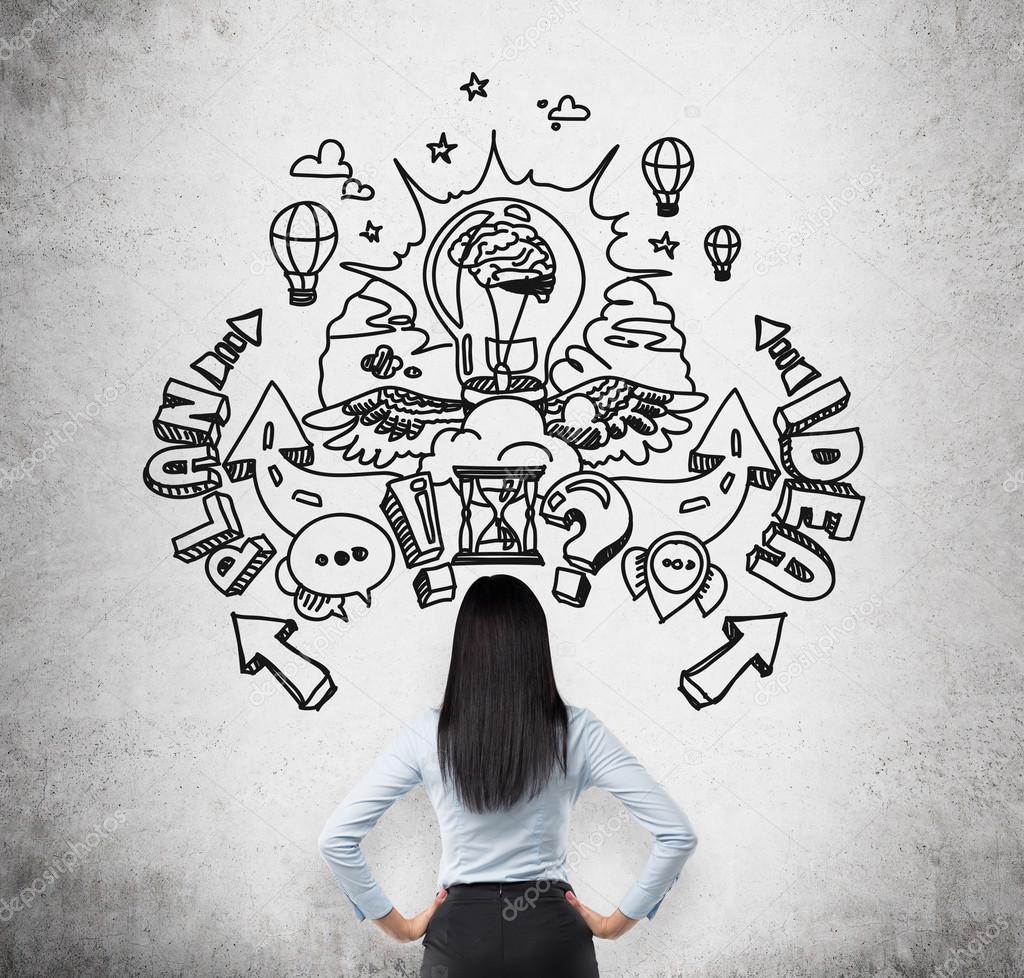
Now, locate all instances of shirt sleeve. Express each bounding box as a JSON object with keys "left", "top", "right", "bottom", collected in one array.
[
  {"left": 317, "top": 715, "right": 425, "bottom": 921},
  {"left": 582, "top": 709, "right": 698, "bottom": 921}
]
